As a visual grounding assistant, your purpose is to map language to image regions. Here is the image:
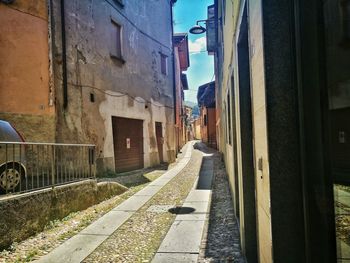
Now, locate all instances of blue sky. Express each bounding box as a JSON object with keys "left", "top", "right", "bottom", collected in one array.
[{"left": 173, "top": 0, "right": 214, "bottom": 103}]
